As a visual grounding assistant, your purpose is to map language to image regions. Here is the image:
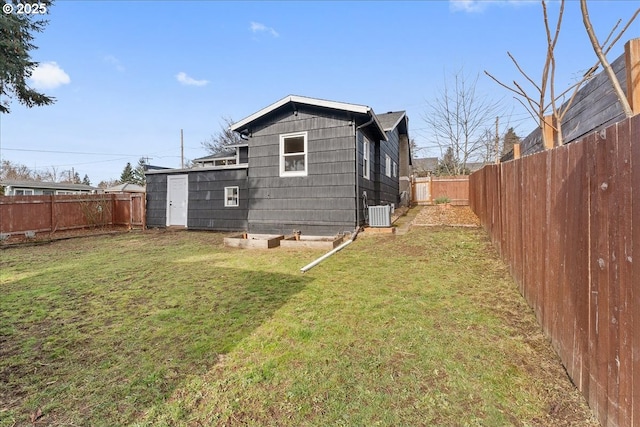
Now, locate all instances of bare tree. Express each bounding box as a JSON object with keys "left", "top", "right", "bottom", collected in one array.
[
  {"left": 485, "top": 0, "right": 639, "bottom": 146},
  {"left": 201, "top": 116, "right": 245, "bottom": 155},
  {"left": 423, "top": 69, "right": 502, "bottom": 175},
  {"left": 581, "top": 0, "right": 637, "bottom": 118}
]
